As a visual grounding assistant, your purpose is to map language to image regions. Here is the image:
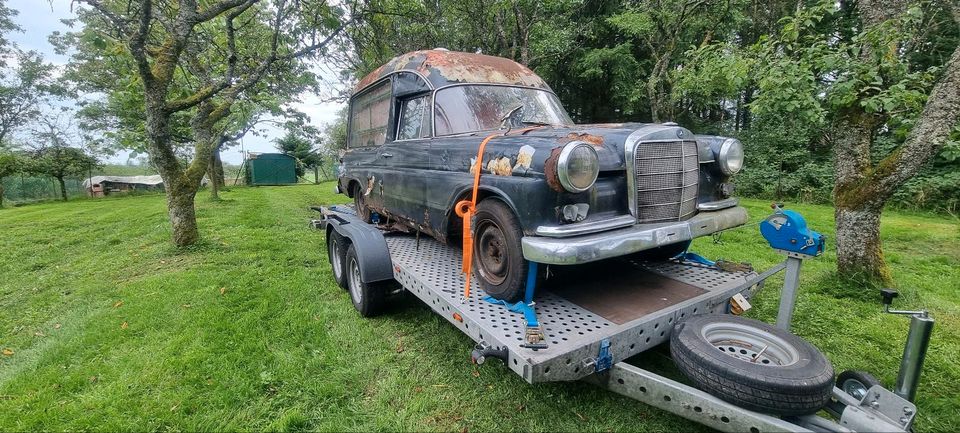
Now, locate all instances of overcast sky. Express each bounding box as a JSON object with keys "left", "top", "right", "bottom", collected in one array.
[{"left": 6, "top": 0, "right": 345, "bottom": 165}]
